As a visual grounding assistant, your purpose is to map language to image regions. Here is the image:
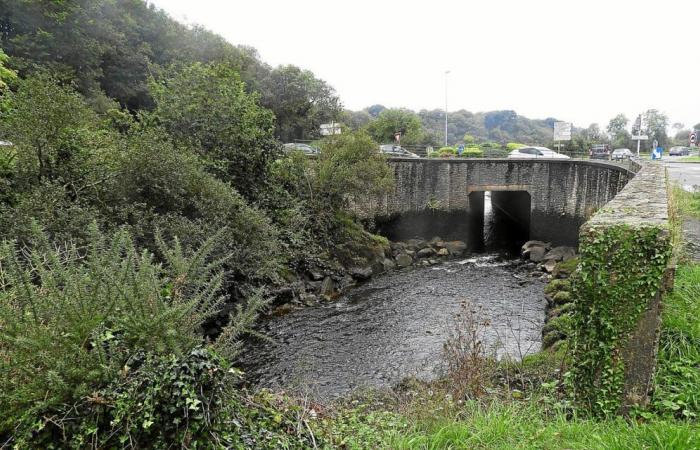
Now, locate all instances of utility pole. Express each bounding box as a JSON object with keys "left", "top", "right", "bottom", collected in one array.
[{"left": 444, "top": 70, "right": 450, "bottom": 147}]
